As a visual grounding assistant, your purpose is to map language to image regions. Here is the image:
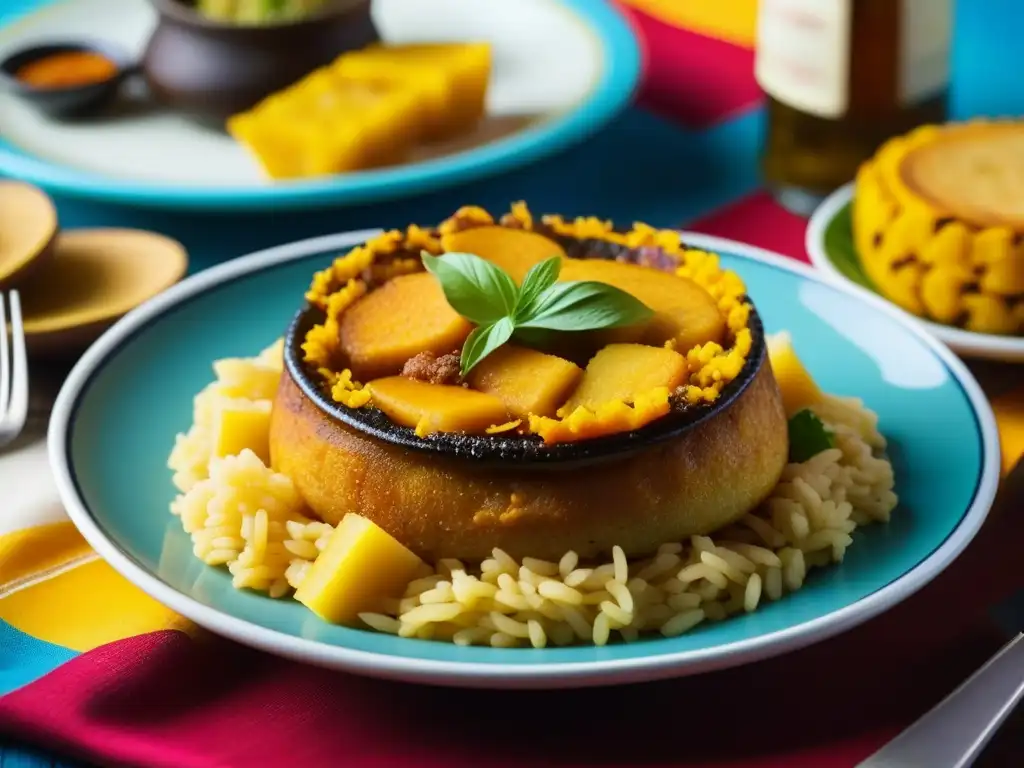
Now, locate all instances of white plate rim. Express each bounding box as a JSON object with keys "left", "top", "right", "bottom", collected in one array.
[
  {"left": 806, "top": 183, "right": 1024, "bottom": 363},
  {"left": 48, "top": 230, "right": 1002, "bottom": 689}
]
